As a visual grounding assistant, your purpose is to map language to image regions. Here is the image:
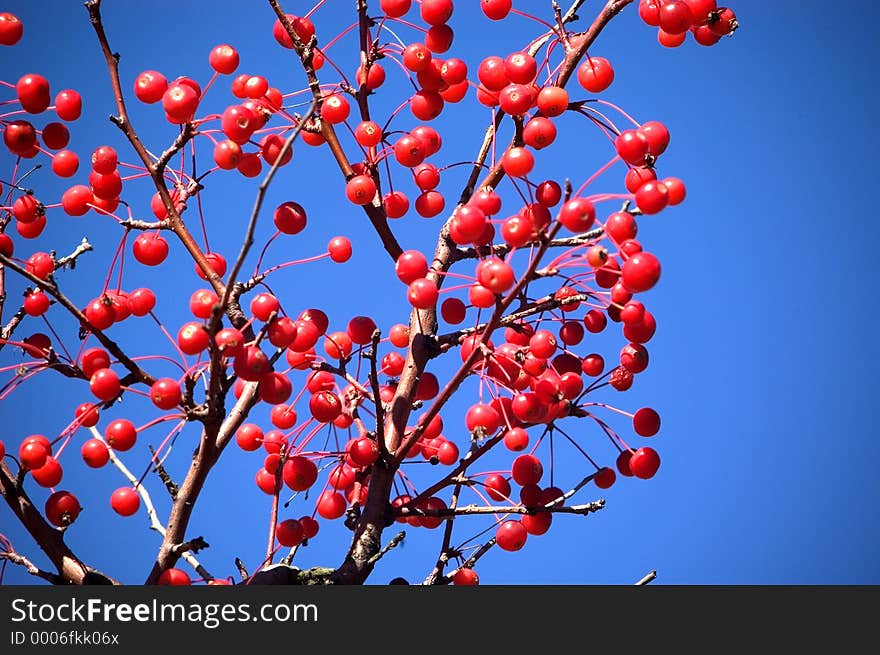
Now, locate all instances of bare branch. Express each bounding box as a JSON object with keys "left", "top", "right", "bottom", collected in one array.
[
  {"left": 635, "top": 570, "right": 657, "bottom": 585},
  {"left": 268, "top": 0, "right": 404, "bottom": 262},
  {"left": 0, "top": 550, "right": 62, "bottom": 584},
  {"left": 396, "top": 500, "right": 606, "bottom": 518},
  {"left": 221, "top": 99, "right": 317, "bottom": 311},
  {"left": 54, "top": 237, "right": 94, "bottom": 270},
  {"left": 88, "top": 427, "right": 208, "bottom": 578},
  {"left": 0, "top": 459, "right": 118, "bottom": 584},
  {"left": 0, "top": 253, "right": 156, "bottom": 385},
  {"left": 366, "top": 530, "right": 406, "bottom": 567}
]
